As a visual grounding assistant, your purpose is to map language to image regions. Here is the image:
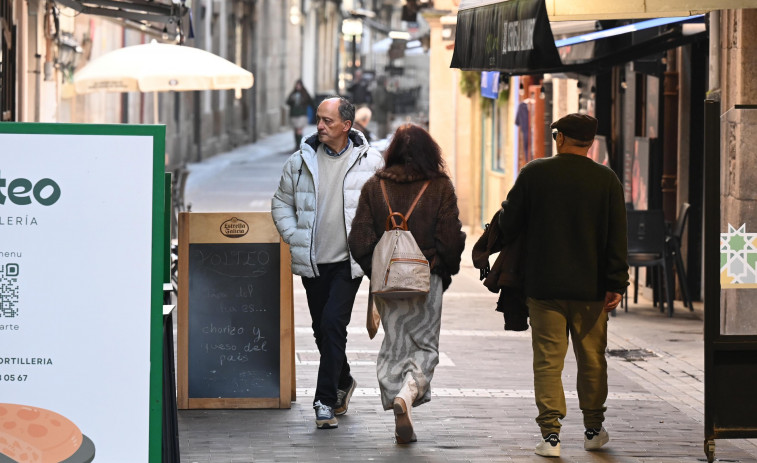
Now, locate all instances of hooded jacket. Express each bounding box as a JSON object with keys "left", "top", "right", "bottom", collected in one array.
[{"left": 271, "top": 129, "right": 384, "bottom": 278}]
